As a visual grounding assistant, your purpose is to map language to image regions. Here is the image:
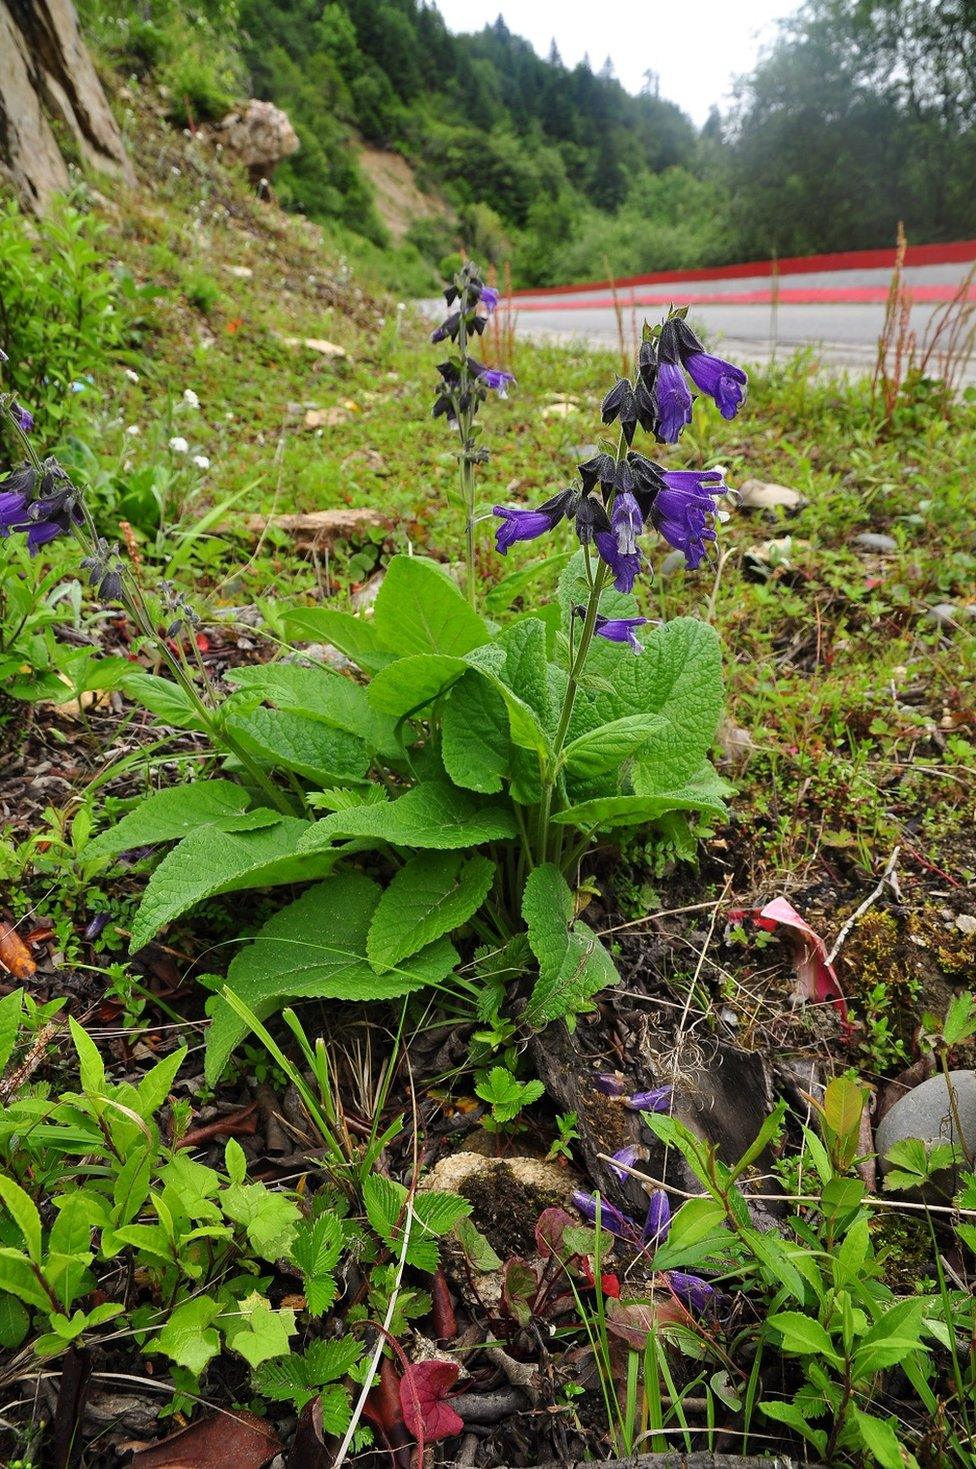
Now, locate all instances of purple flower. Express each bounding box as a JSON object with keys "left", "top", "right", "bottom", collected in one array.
[
  {"left": 668, "top": 1271, "right": 715, "bottom": 1313},
  {"left": 626, "top": 1085, "right": 672, "bottom": 1113},
  {"left": 594, "top": 489, "right": 645, "bottom": 591},
  {"left": 493, "top": 486, "right": 577, "bottom": 554},
  {"left": 592, "top": 615, "right": 649, "bottom": 653},
  {"left": 571, "top": 1190, "right": 636, "bottom": 1239},
  {"left": 11, "top": 402, "right": 33, "bottom": 434},
  {"left": 0, "top": 489, "right": 29, "bottom": 536},
  {"left": 684, "top": 352, "right": 747, "bottom": 420},
  {"left": 653, "top": 359, "right": 694, "bottom": 443},
  {"left": 478, "top": 366, "right": 516, "bottom": 397},
  {"left": 609, "top": 1145, "right": 642, "bottom": 1181},
  {"left": 594, "top": 1073, "right": 627, "bottom": 1096},
  {"left": 0, "top": 461, "right": 83, "bottom": 554},
  {"left": 651, "top": 476, "right": 722, "bottom": 571},
  {"left": 479, "top": 286, "right": 500, "bottom": 313},
  {"left": 642, "top": 1190, "right": 671, "bottom": 1245}
]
